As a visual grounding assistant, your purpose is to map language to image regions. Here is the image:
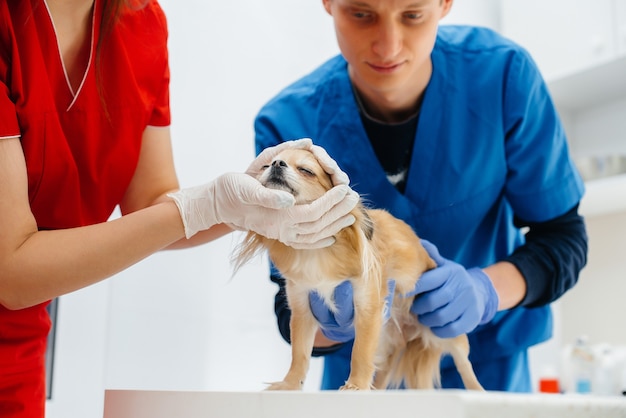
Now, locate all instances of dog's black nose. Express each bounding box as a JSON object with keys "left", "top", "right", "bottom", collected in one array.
[{"left": 271, "top": 160, "right": 288, "bottom": 168}]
